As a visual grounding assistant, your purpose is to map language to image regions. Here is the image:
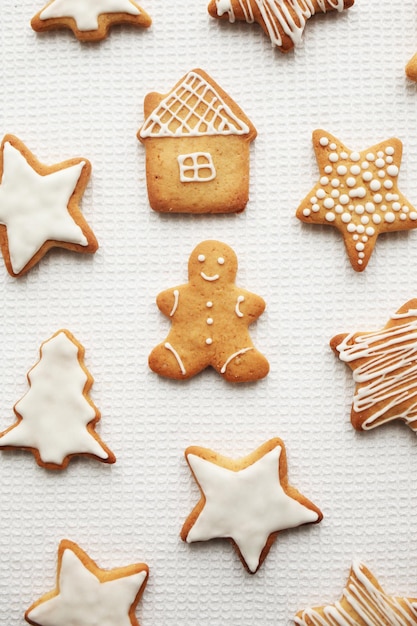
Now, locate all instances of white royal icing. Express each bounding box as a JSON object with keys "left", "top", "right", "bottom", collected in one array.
[
  {"left": 0, "top": 141, "right": 88, "bottom": 274},
  {"left": 201, "top": 271, "right": 220, "bottom": 282},
  {"left": 177, "top": 152, "right": 216, "bottom": 183},
  {"left": 295, "top": 561, "right": 417, "bottom": 625},
  {"left": 27, "top": 546, "right": 147, "bottom": 626},
  {"left": 186, "top": 444, "right": 319, "bottom": 573},
  {"left": 215, "top": 0, "right": 345, "bottom": 47},
  {"left": 335, "top": 308, "right": 417, "bottom": 430},
  {"left": 0, "top": 331, "right": 109, "bottom": 465},
  {"left": 220, "top": 347, "right": 253, "bottom": 374},
  {"left": 235, "top": 295, "right": 245, "bottom": 318},
  {"left": 39, "top": 0, "right": 141, "bottom": 31},
  {"left": 164, "top": 342, "right": 186, "bottom": 375},
  {"left": 140, "top": 70, "right": 250, "bottom": 138},
  {"left": 169, "top": 289, "right": 180, "bottom": 317}
]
